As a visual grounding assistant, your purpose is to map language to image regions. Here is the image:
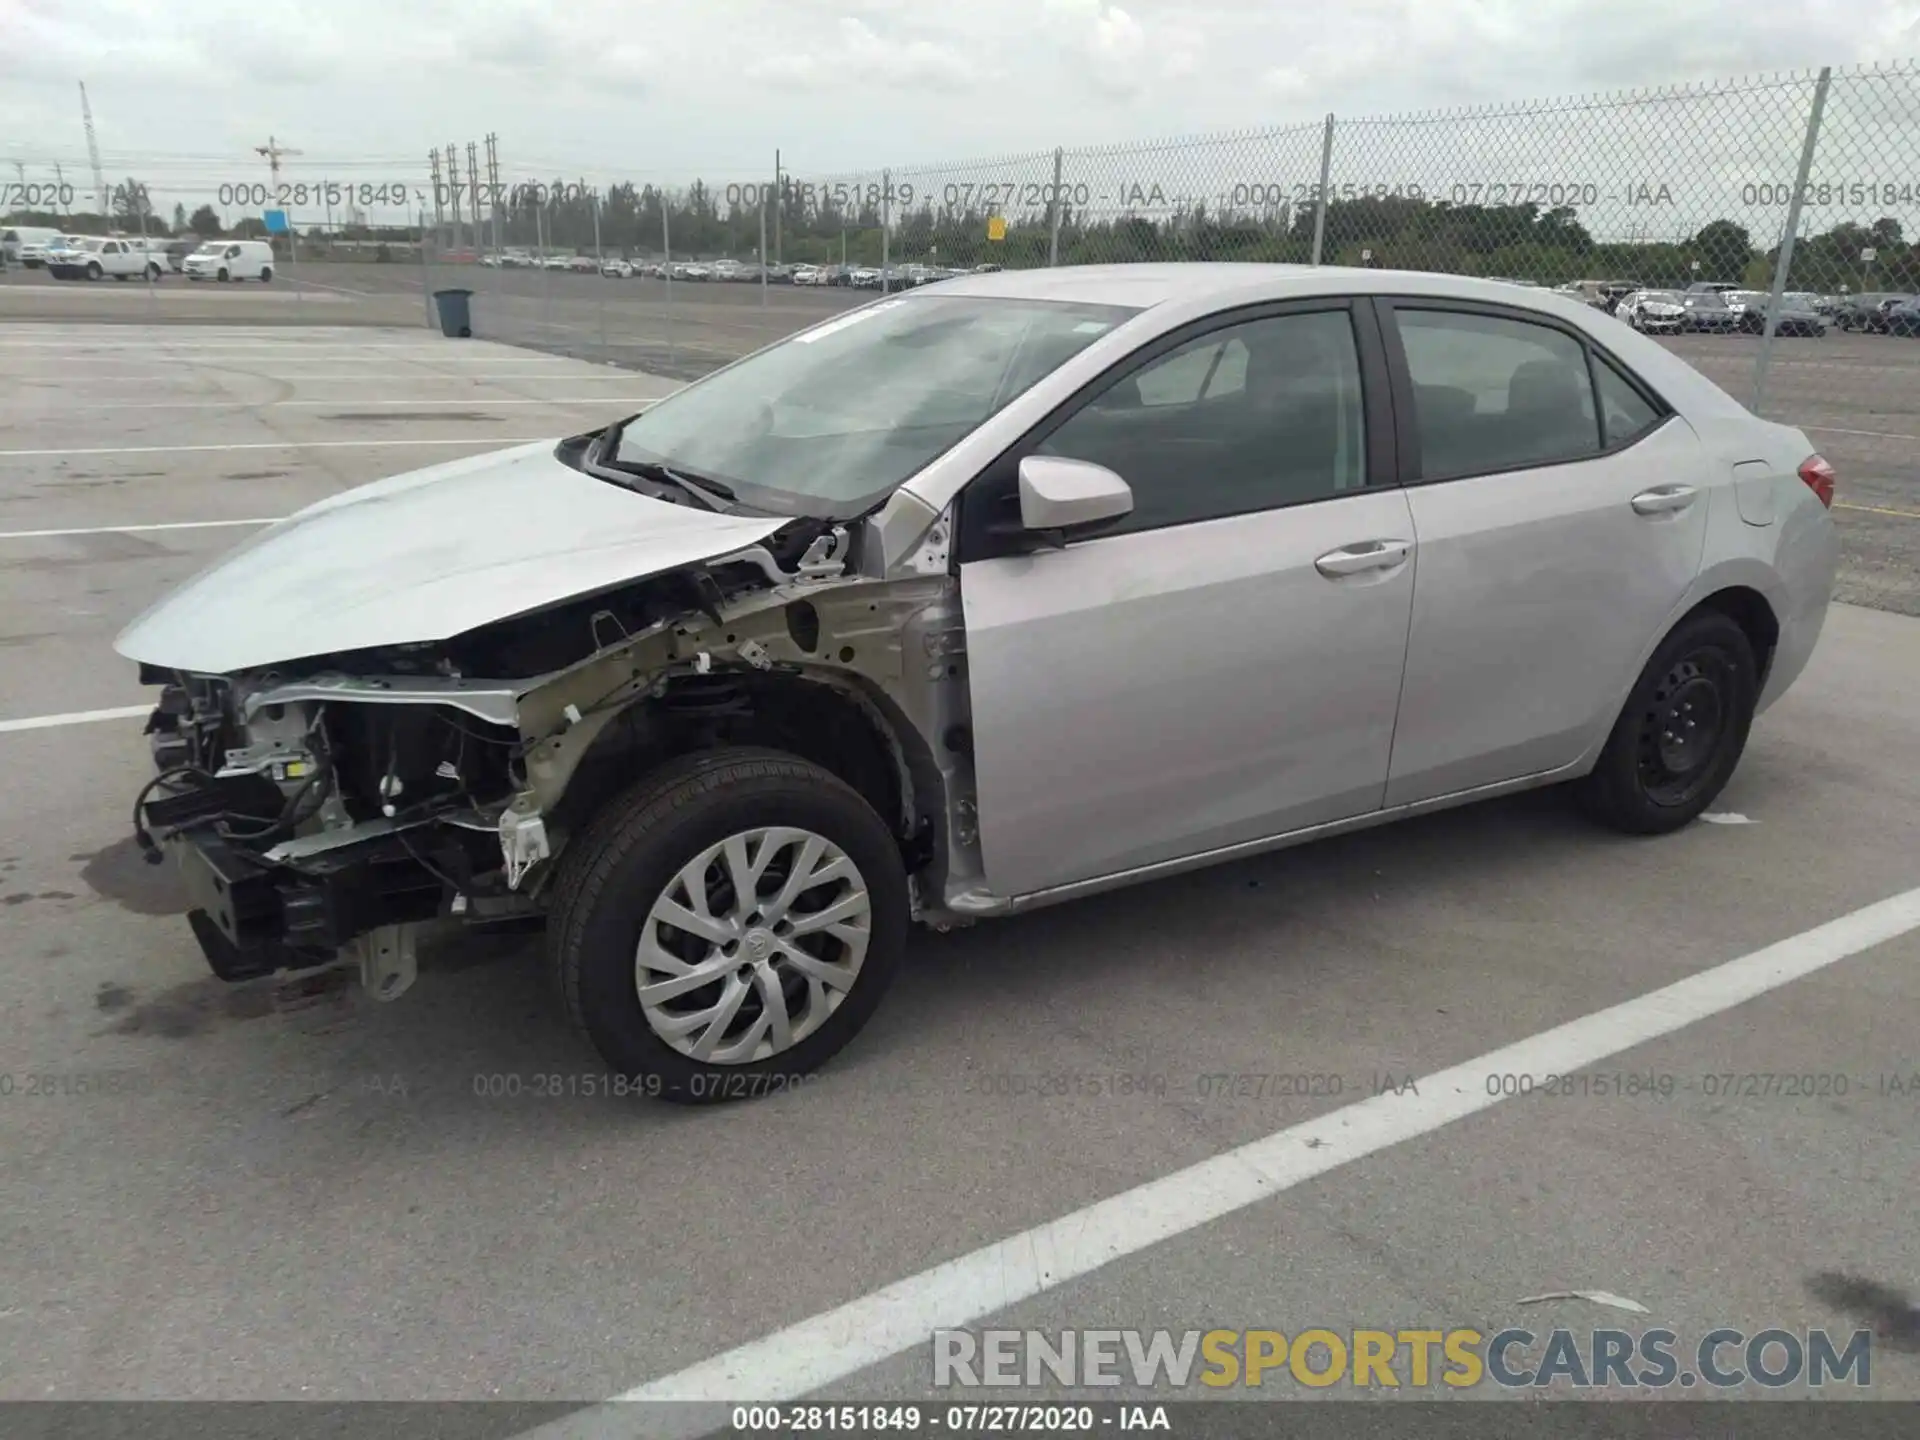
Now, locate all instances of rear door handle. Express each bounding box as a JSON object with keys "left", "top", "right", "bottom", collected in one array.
[
  {"left": 1314, "top": 539, "right": 1413, "bottom": 578},
  {"left": 1631, "top": 484, "right": 1699, "bottom": 516}
]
